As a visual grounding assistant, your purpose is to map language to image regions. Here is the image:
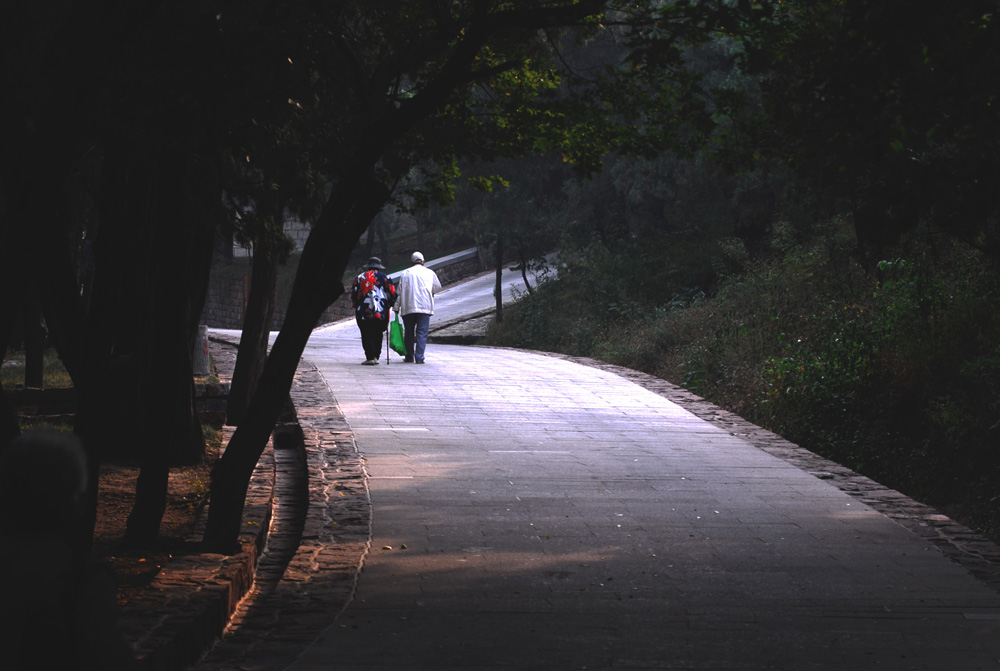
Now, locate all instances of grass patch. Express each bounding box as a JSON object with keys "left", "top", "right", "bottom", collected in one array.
[
  {"left": 17, "top": 416, "right": 76, "bottom": 433},
  {"left": 2, "top": 348, "right": 73, "bottom": 389}
]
